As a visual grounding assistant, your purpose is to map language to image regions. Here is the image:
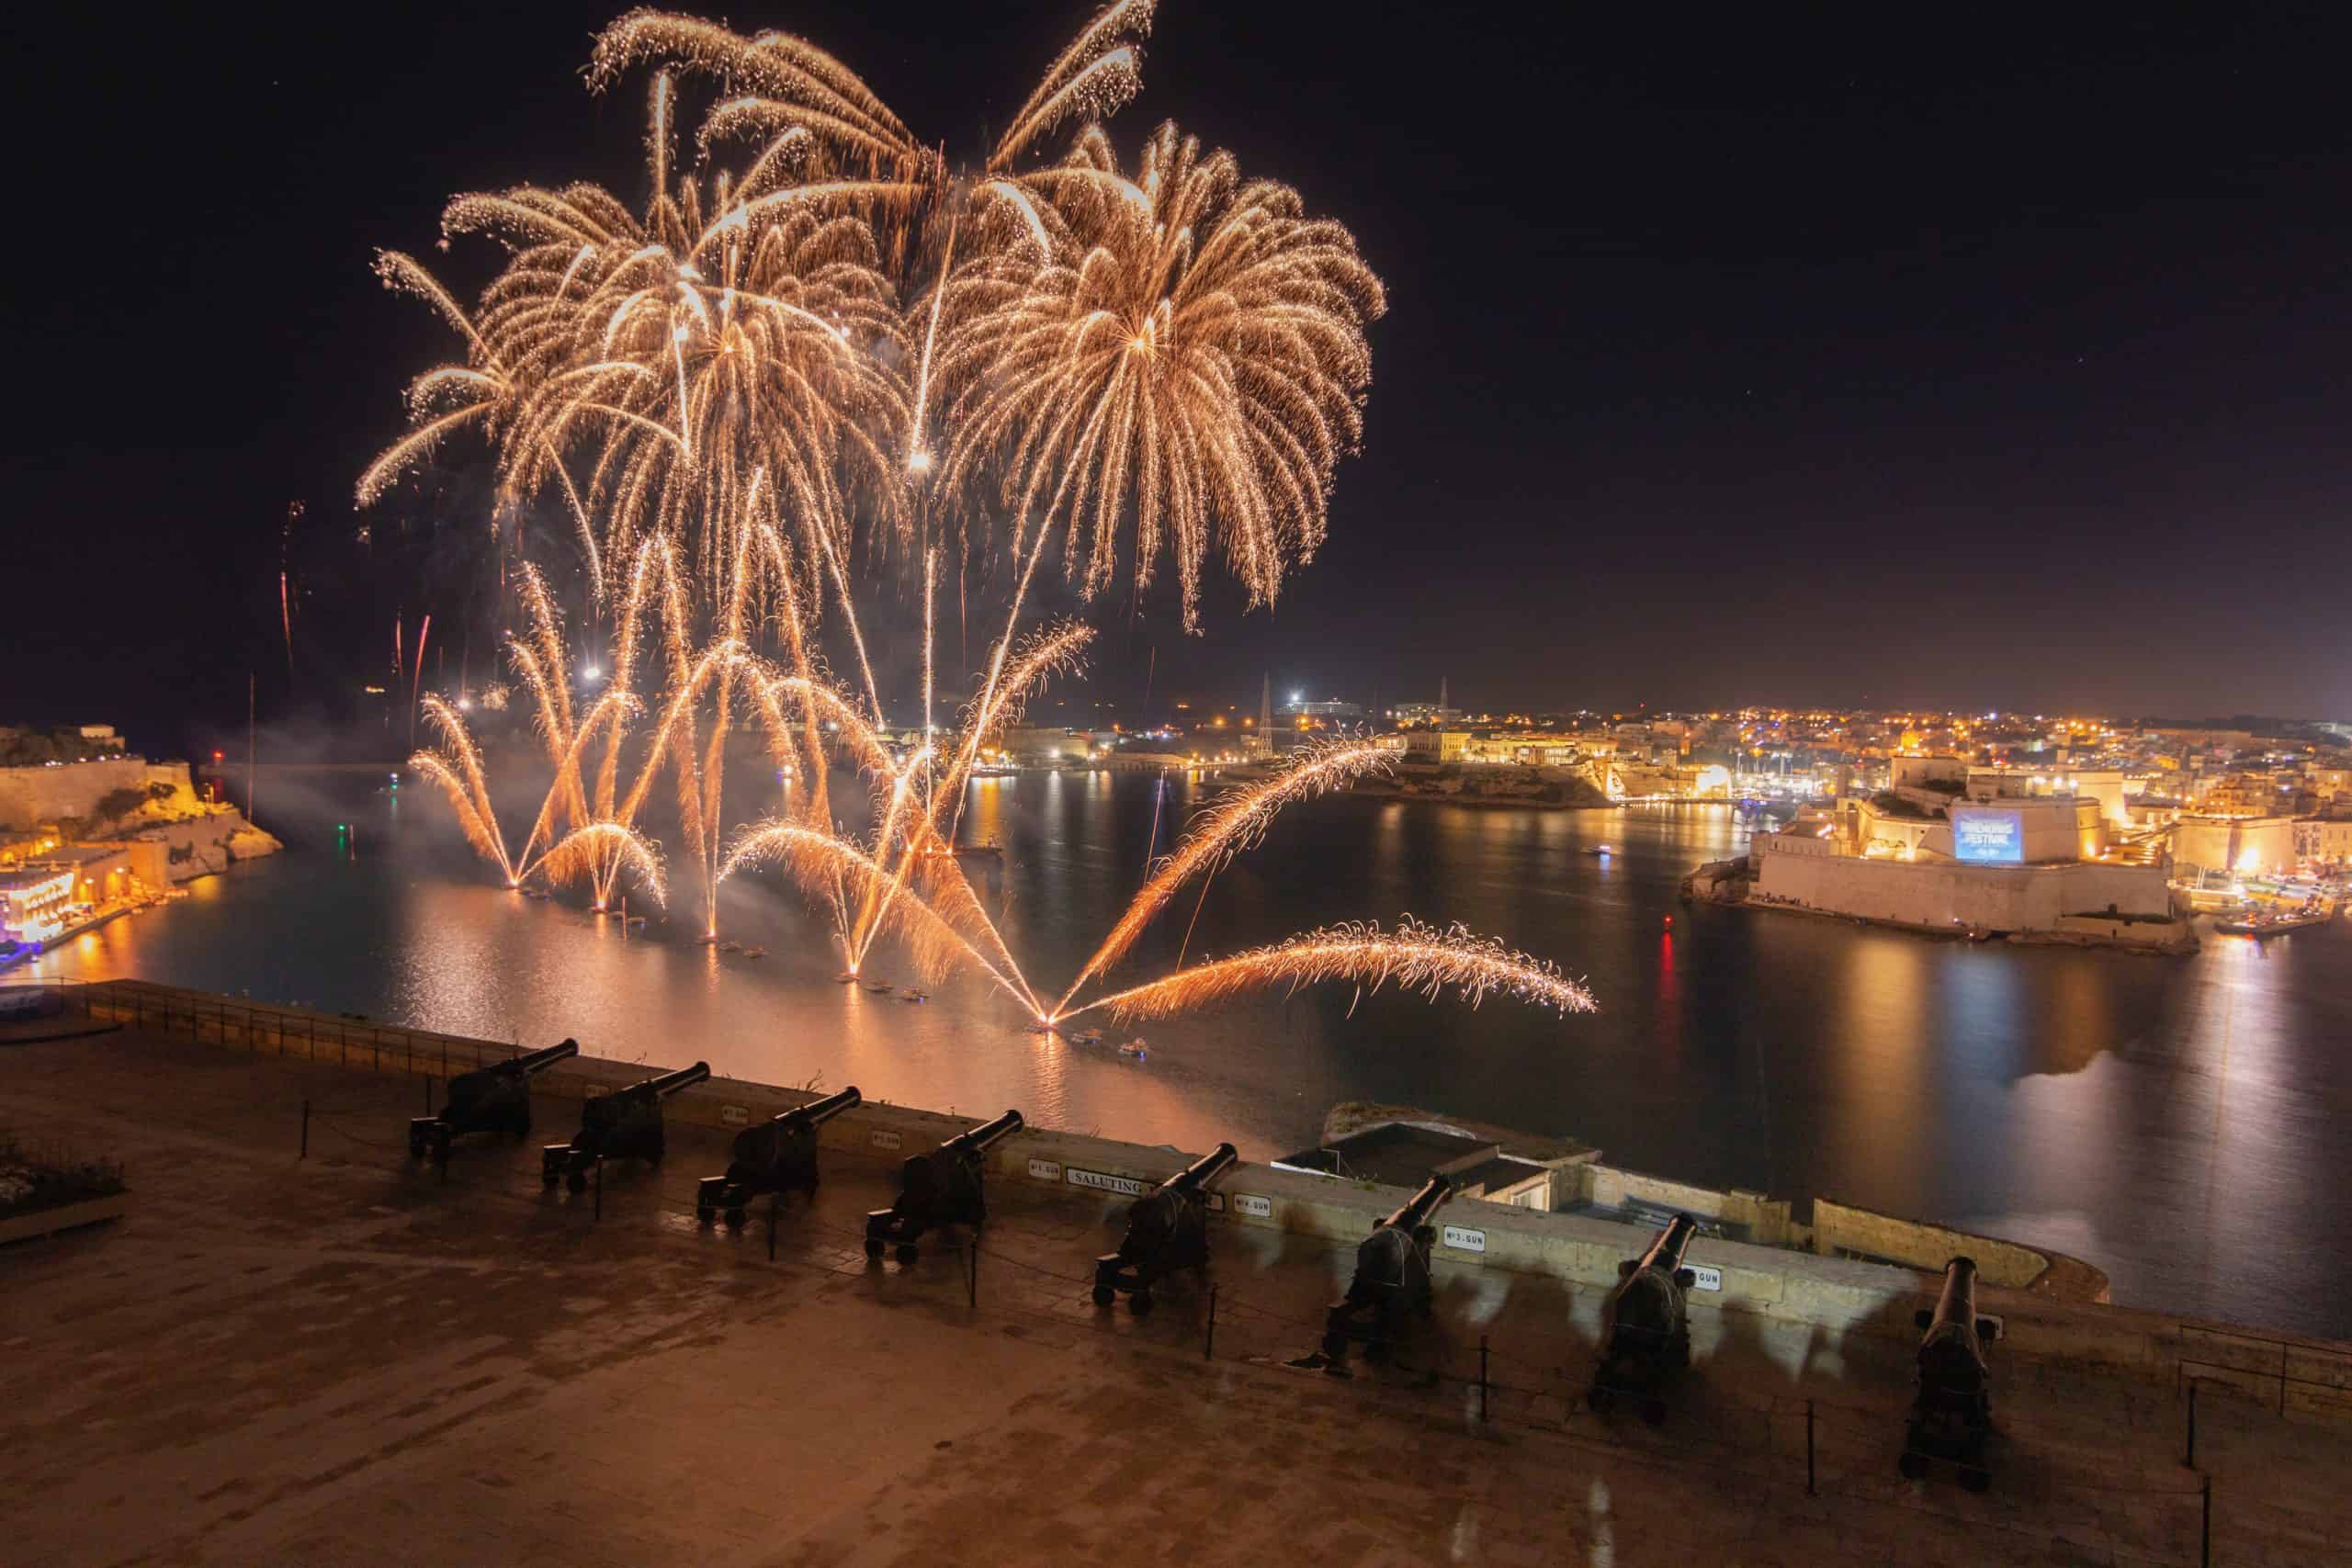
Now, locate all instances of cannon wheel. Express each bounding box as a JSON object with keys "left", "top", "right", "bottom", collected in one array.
[
  {"left": 432, "top": 1143, "right": 450, "bottom": 1173},
  {"left": 1320, "top": 1329, "right": 1350, "bottom": 1360},
  {"left": 695, "top": 1204, "right": 714, "bottom": 1224},
  {"left": 1091, "top": 1285, "right": 1116, "bottom": 1308},
  {"left": 1960, "top": 1464, "right": 1991, "bottom": 1494},
  {"left": 895, "top": 1244, "right": 921, "bottom": 1266},
  {"left": 1897, "top": 1449, "right": 1928, "bottom": 1481},
  {"left": 567, "top": 1170, "right": 587, "bottom": 1194},
  {"left": 1128, "top": 1291, "right": 1154, "bottom": 1317},
  {"left": 407, "top": 1131, "right": 425, "bottom": 1161},
  {"left": 1363, "top": 1337, "right": 1389, "bottom": 1366},
  {"left": 541, "top": 1168, "right": 560, "bottom": 1188},
  {"left": 1587, "top": 1386, "right": 1613, "bottom": 1416},
  {"left": 864, "top": 1235, "right": 885, "bottom": 1260},
  {"left": 725, "top": 1207, "right": 746, "bottom": 1227},
  {"left": 1640, "top": 1398, "right": 1667, "bottom": 1427}
]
